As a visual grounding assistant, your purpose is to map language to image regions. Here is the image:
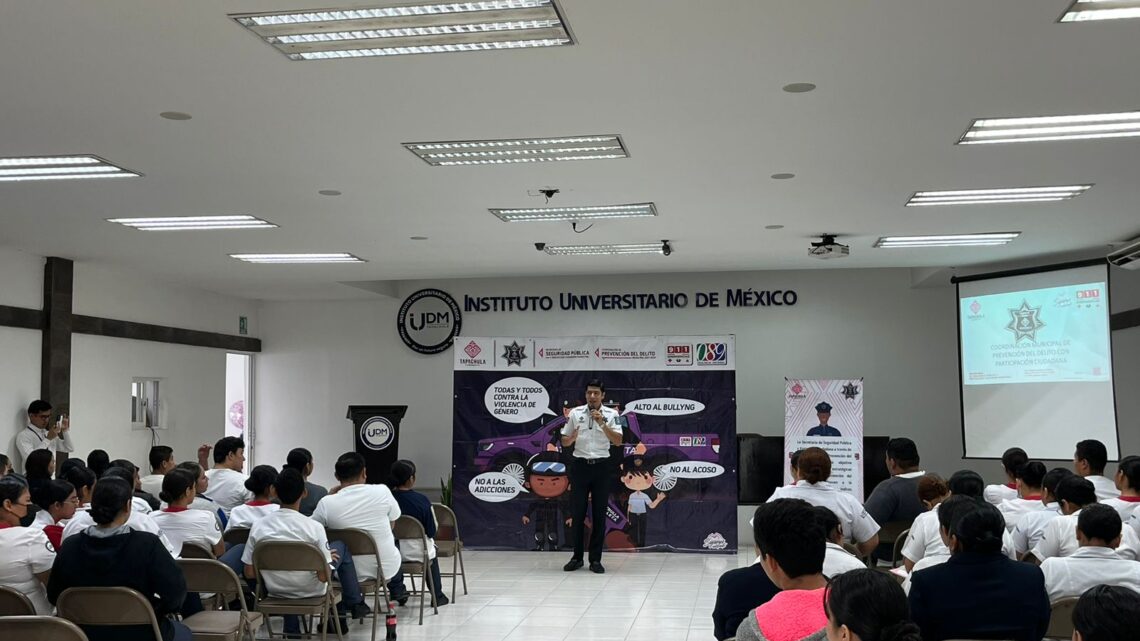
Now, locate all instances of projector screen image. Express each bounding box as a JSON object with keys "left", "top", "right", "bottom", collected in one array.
[{"left": 958, "top": 264, "right": 1118, "bottom": 460}]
